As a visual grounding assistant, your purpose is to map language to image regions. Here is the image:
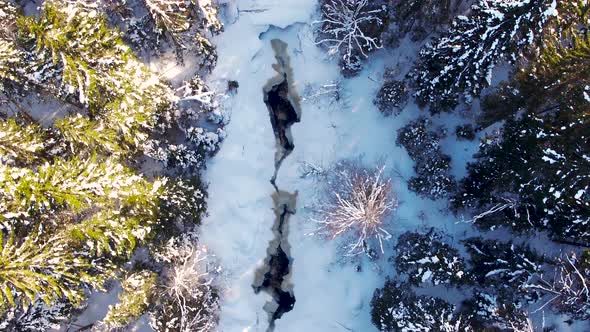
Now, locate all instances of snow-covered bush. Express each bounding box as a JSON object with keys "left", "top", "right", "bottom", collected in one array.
[
  {"left": 103, "top": 270, "right": 158, "bottom": 328},
  {"left": 395, "top": 230, "right": 467, "bottom": 286},
  {"left": 315, "top": 0, "right": 388, "bottom": 77},
  {"left": 143, "top": 132, "right": 221, "bottom": 170},
  {"left": 411, "top": 0, "right": 558, "bottom": 113},
  {"left": 455, "top": 124, "right": 476, "bottom": 141},
  {"left": 463, "top": 238, "right": 542, "bottom": 299},
  {"left": 158, "top": 177, "right": 207, "bottom": 229},
  {"left": 314, "top": 159, "right": 396, "bottom": 255},
  {"left": 177, "top": 75, "right": 217, "bottom": 117},
  {"left": 124, "top": 15, "right": 163, "bottom": 54},
  {"left": 371, "top": 280, "right": 457, "bottom": 331},
  {"left": 0, "top": 1, "right": 17, "bottom": 37},
  {"left": 397, "top": 118, "right": 456, "bottom": 199},
  {"left": 533, "top": 252, "right": 590, "bottom": 320},
  {"left": 150, "top": 234, "right": 220, "bottom": 332},
  {"left": 373, "top": 79, "right": 409, "bottom": 116}
]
